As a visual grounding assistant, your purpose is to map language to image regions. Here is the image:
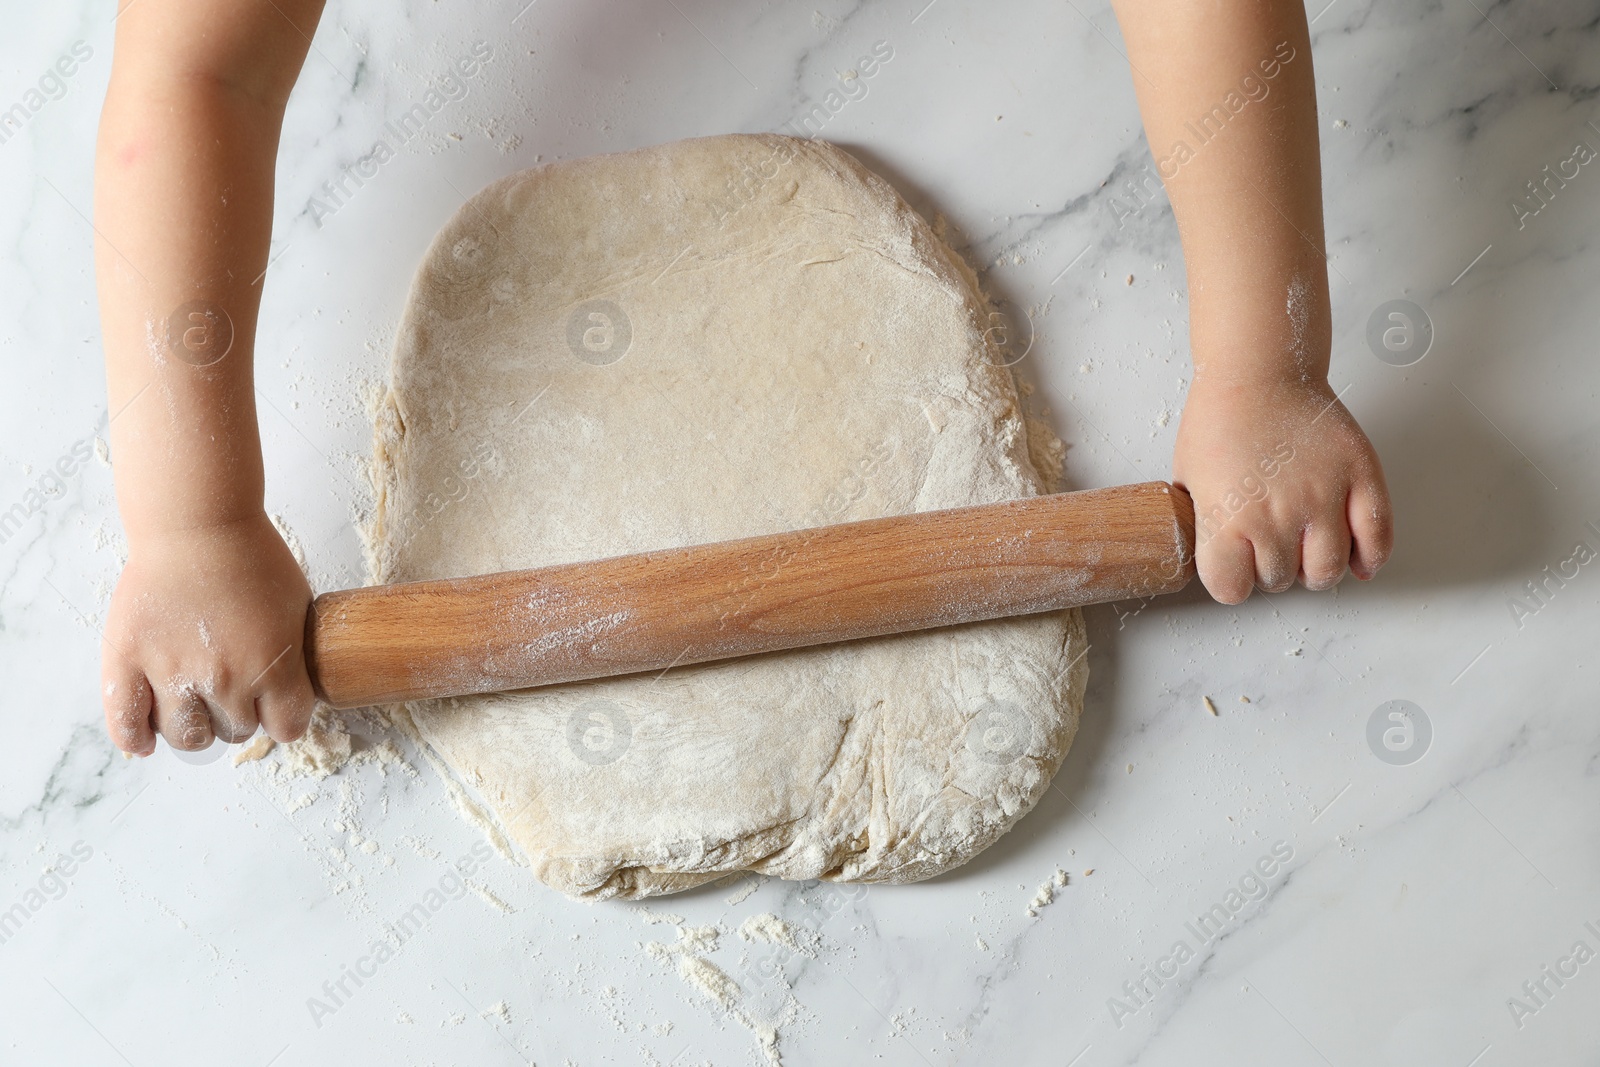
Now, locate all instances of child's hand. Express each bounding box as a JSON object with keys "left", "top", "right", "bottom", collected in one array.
[
  {"left": 1173, "top": 375, "right": 1393, "bottom": 604},
  {"left": 101, "top": 513, "right": 316, "bottom": 755}
]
